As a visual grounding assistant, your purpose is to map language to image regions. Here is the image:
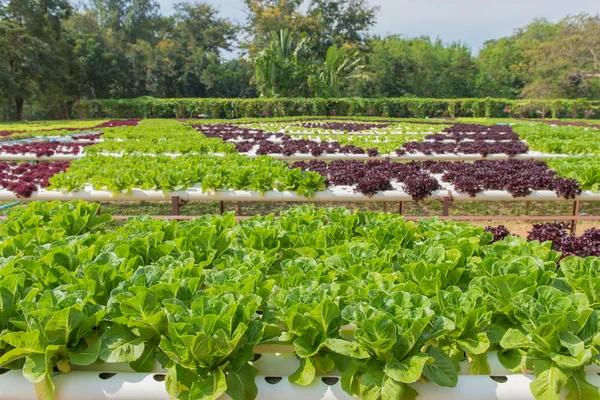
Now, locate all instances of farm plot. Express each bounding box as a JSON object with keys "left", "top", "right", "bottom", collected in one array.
[
  {"left": 0, "top": 119, "right": 139, "bottom": 138},
  {"left": 0, "top": 118, "right": 599, "bottom": 400},
  {"left": 0, "top": 119, "right": 587, "bottom": 162},
  {"left": 192, "top": 121, "right": 558, "bottom": 160},
  {"left": 1, "top": 152, "right": 597, "bottom": 204},
  {"left": 515, "top": 123, "right": 600, "bottom": 155},
  {"left": 1, "top": 201, "right": 600, "bottom": 400},
  {"left": 0, "top": 120, "right": 600, "bottom": 228},
  {"left": 0, "top": 118, "right": 598, "bottom": 214}
]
